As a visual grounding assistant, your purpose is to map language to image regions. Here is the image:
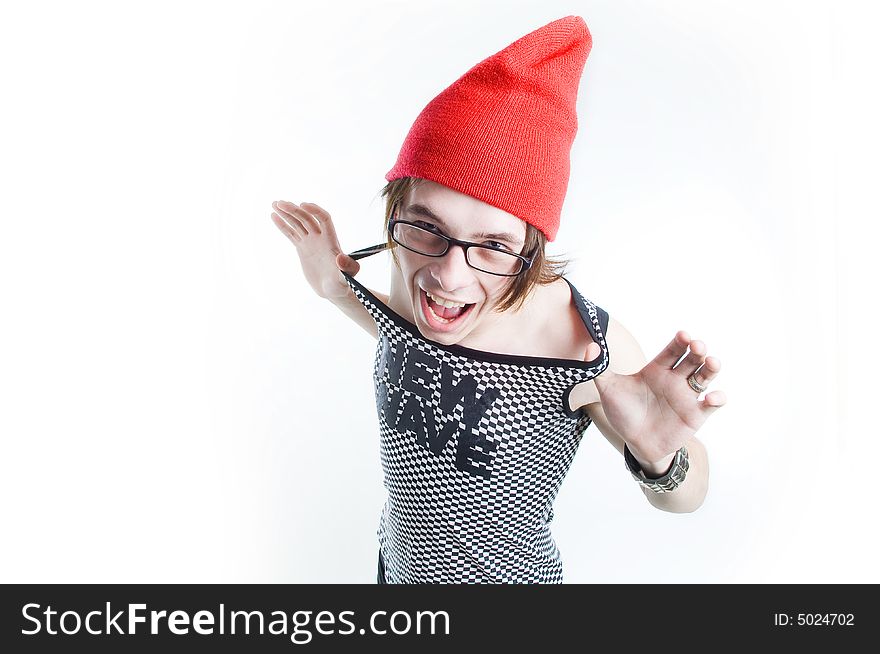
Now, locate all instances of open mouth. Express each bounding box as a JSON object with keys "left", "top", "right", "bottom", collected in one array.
[{"left": 419, "top": 288, "right": 476, "bottom": 331}]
